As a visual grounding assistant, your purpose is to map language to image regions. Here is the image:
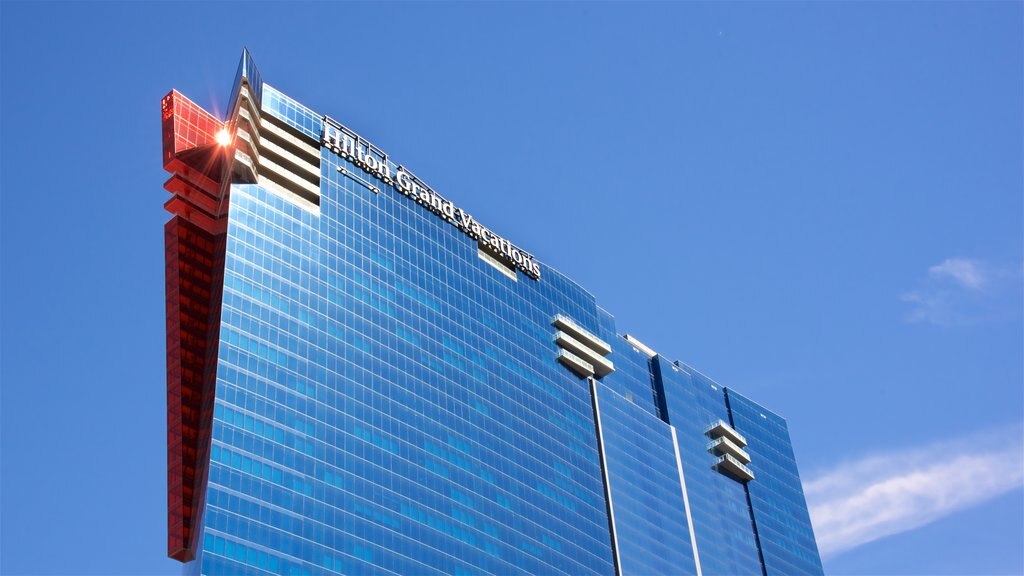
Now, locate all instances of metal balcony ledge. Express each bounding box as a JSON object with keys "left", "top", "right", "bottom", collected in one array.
[
  {"left": 554, "top": 331, "right": 615, "bottom": 378},
  {"left": 707, "top": 437, "right": 751, "bottom": 465},
  {"left": 552, "top": 314, "right": 611, "bottom": 356},
  {"left": 704, "top": 419, "right": 747, "bottom": 448},
  {"left": 556, "top": 348, "right": 595, "bottom": 378},
  {"left": 713, "top": 454, "right": 755, "bottom": 482}
]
